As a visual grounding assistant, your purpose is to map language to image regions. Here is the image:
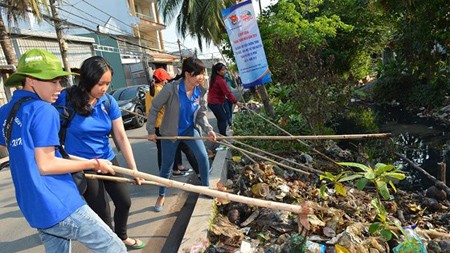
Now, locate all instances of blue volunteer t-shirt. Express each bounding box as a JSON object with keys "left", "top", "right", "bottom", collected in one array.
[
  {"left": 0, "top": 90, "right": 85, "bottom": 229},
  {"left": 53, "top": 90, "right": 121, "bottom": 160},
  {"left": 178, "top": 81, "right": 201, "bottom": 135}
]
